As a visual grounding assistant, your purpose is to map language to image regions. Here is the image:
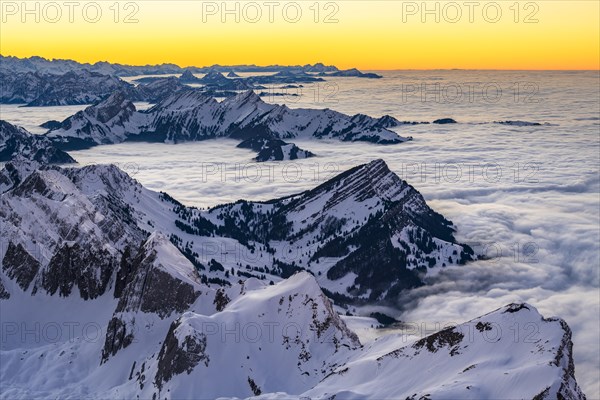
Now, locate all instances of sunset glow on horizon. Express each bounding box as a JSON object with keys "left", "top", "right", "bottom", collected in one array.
[{"left": 1, "top": 0, "right": 599, "bottom": 70}]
